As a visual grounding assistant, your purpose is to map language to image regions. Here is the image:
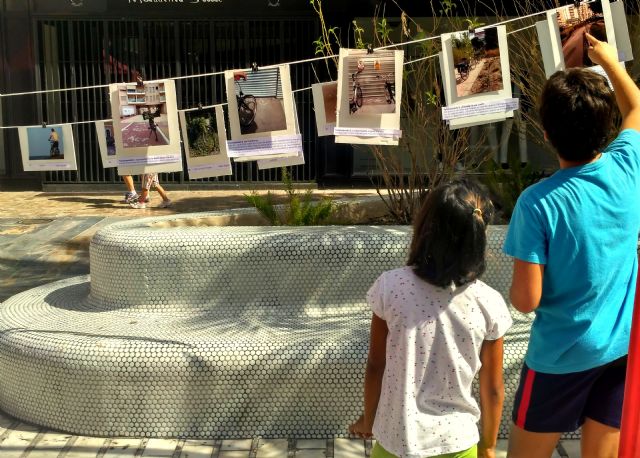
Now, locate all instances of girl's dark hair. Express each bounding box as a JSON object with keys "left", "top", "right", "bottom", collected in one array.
[{"left": 408, "top": 178, "right": 495, "bottom": 288}]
